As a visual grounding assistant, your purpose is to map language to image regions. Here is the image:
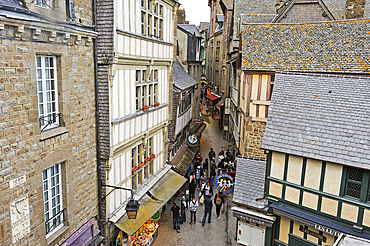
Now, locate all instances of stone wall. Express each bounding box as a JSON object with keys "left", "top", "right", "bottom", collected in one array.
[
  {"left": 243, "top": 120, "right": 267, "bottom": 159},
  {"left": 0, "top": 27, "right": 97, "bottom": 245}
]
